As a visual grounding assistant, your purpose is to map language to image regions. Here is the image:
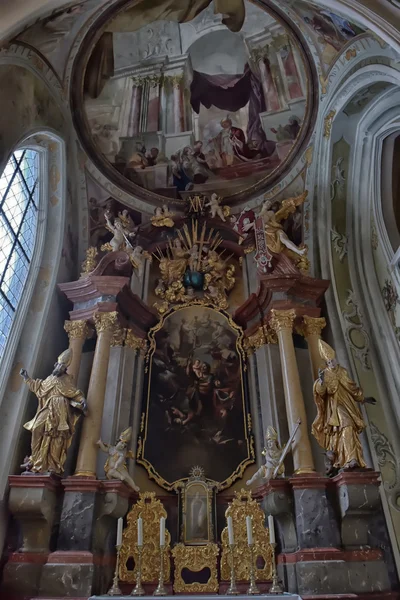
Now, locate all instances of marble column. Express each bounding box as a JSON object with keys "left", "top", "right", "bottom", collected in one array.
[
  {"left": 64, "top": 320, "right": 90, "bottom": 385},
  {"left": 269, "top": 309, "right": 315, "bottom": 474},
  {"left": 258, "top": 55, "right": 280, "bottom": 112},
  {"left": 74, "top": 311, "right": 122, "bottom": 478},
  {"left": 302, "top": 316, "right": 326, "bottom": 380},
  {"left": 127, "top": 81, "right": 142, "bottom": 137},
  {"left": 173, "top": 75, "right": 183, "bottom": 133}
]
